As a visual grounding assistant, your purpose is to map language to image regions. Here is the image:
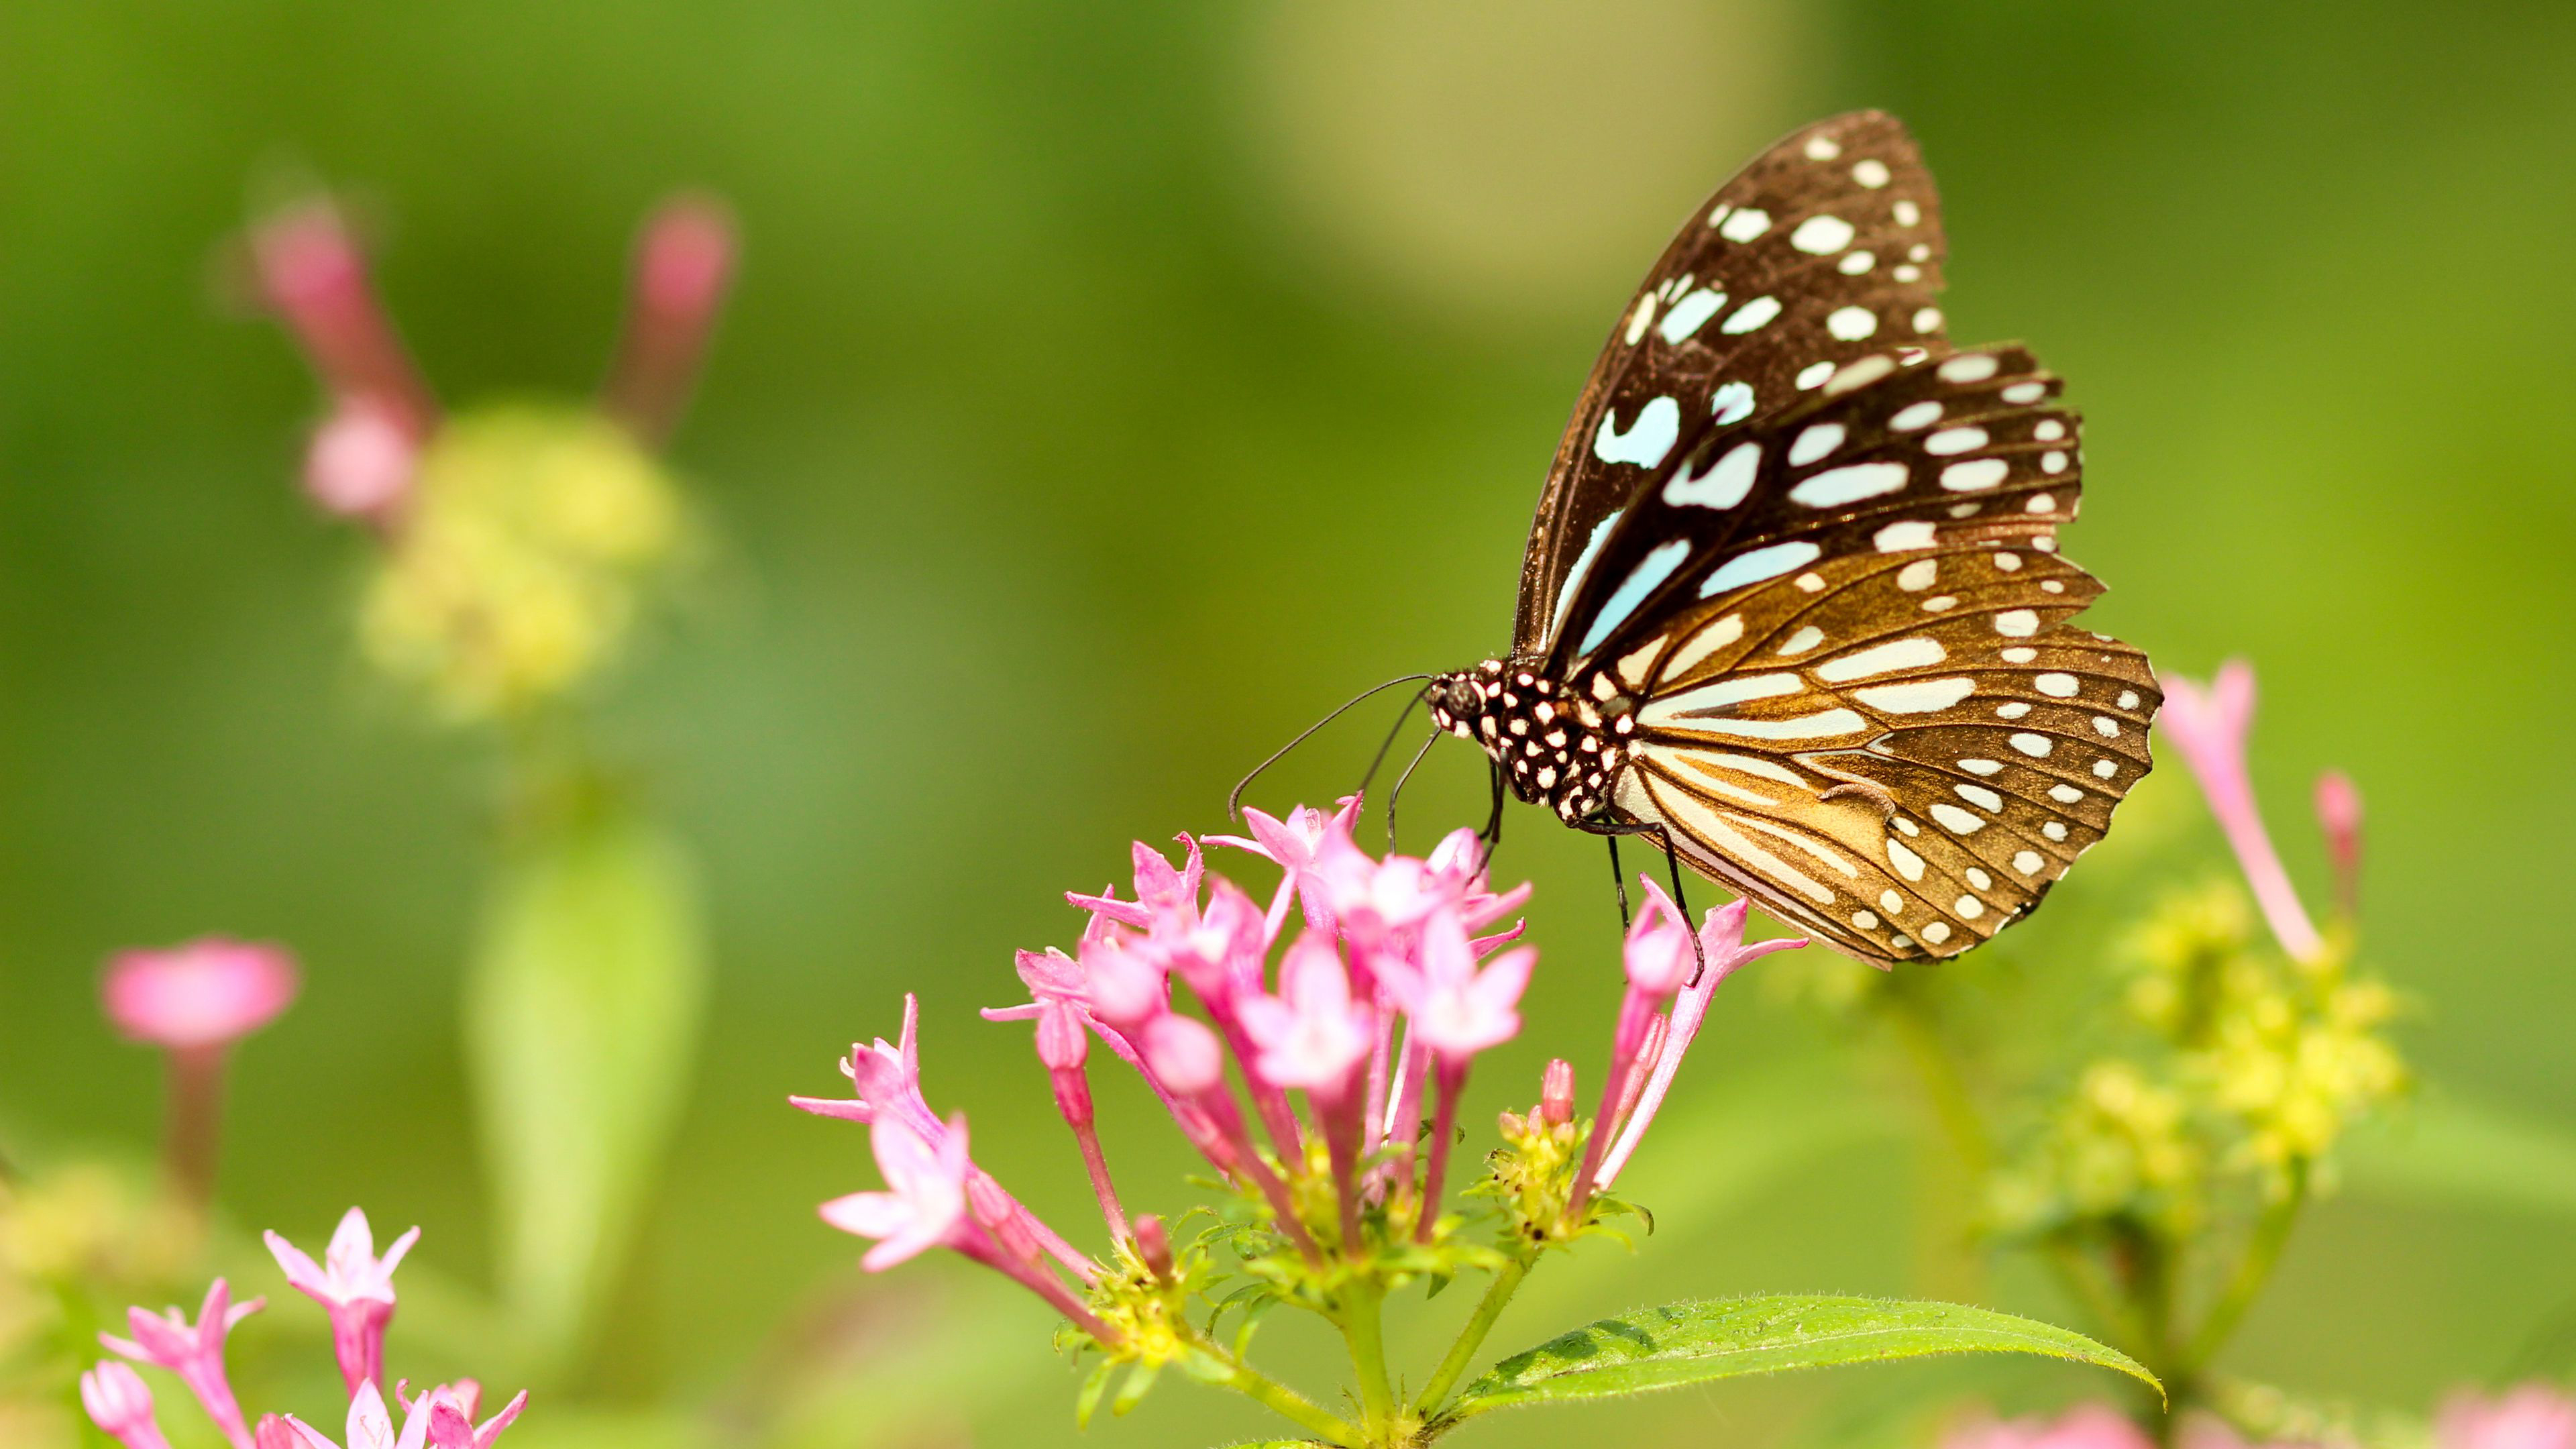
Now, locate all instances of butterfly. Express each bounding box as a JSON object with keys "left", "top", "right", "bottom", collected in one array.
[{"left": 1425, "top": 111, "right": 2159, "bottom": 965}]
